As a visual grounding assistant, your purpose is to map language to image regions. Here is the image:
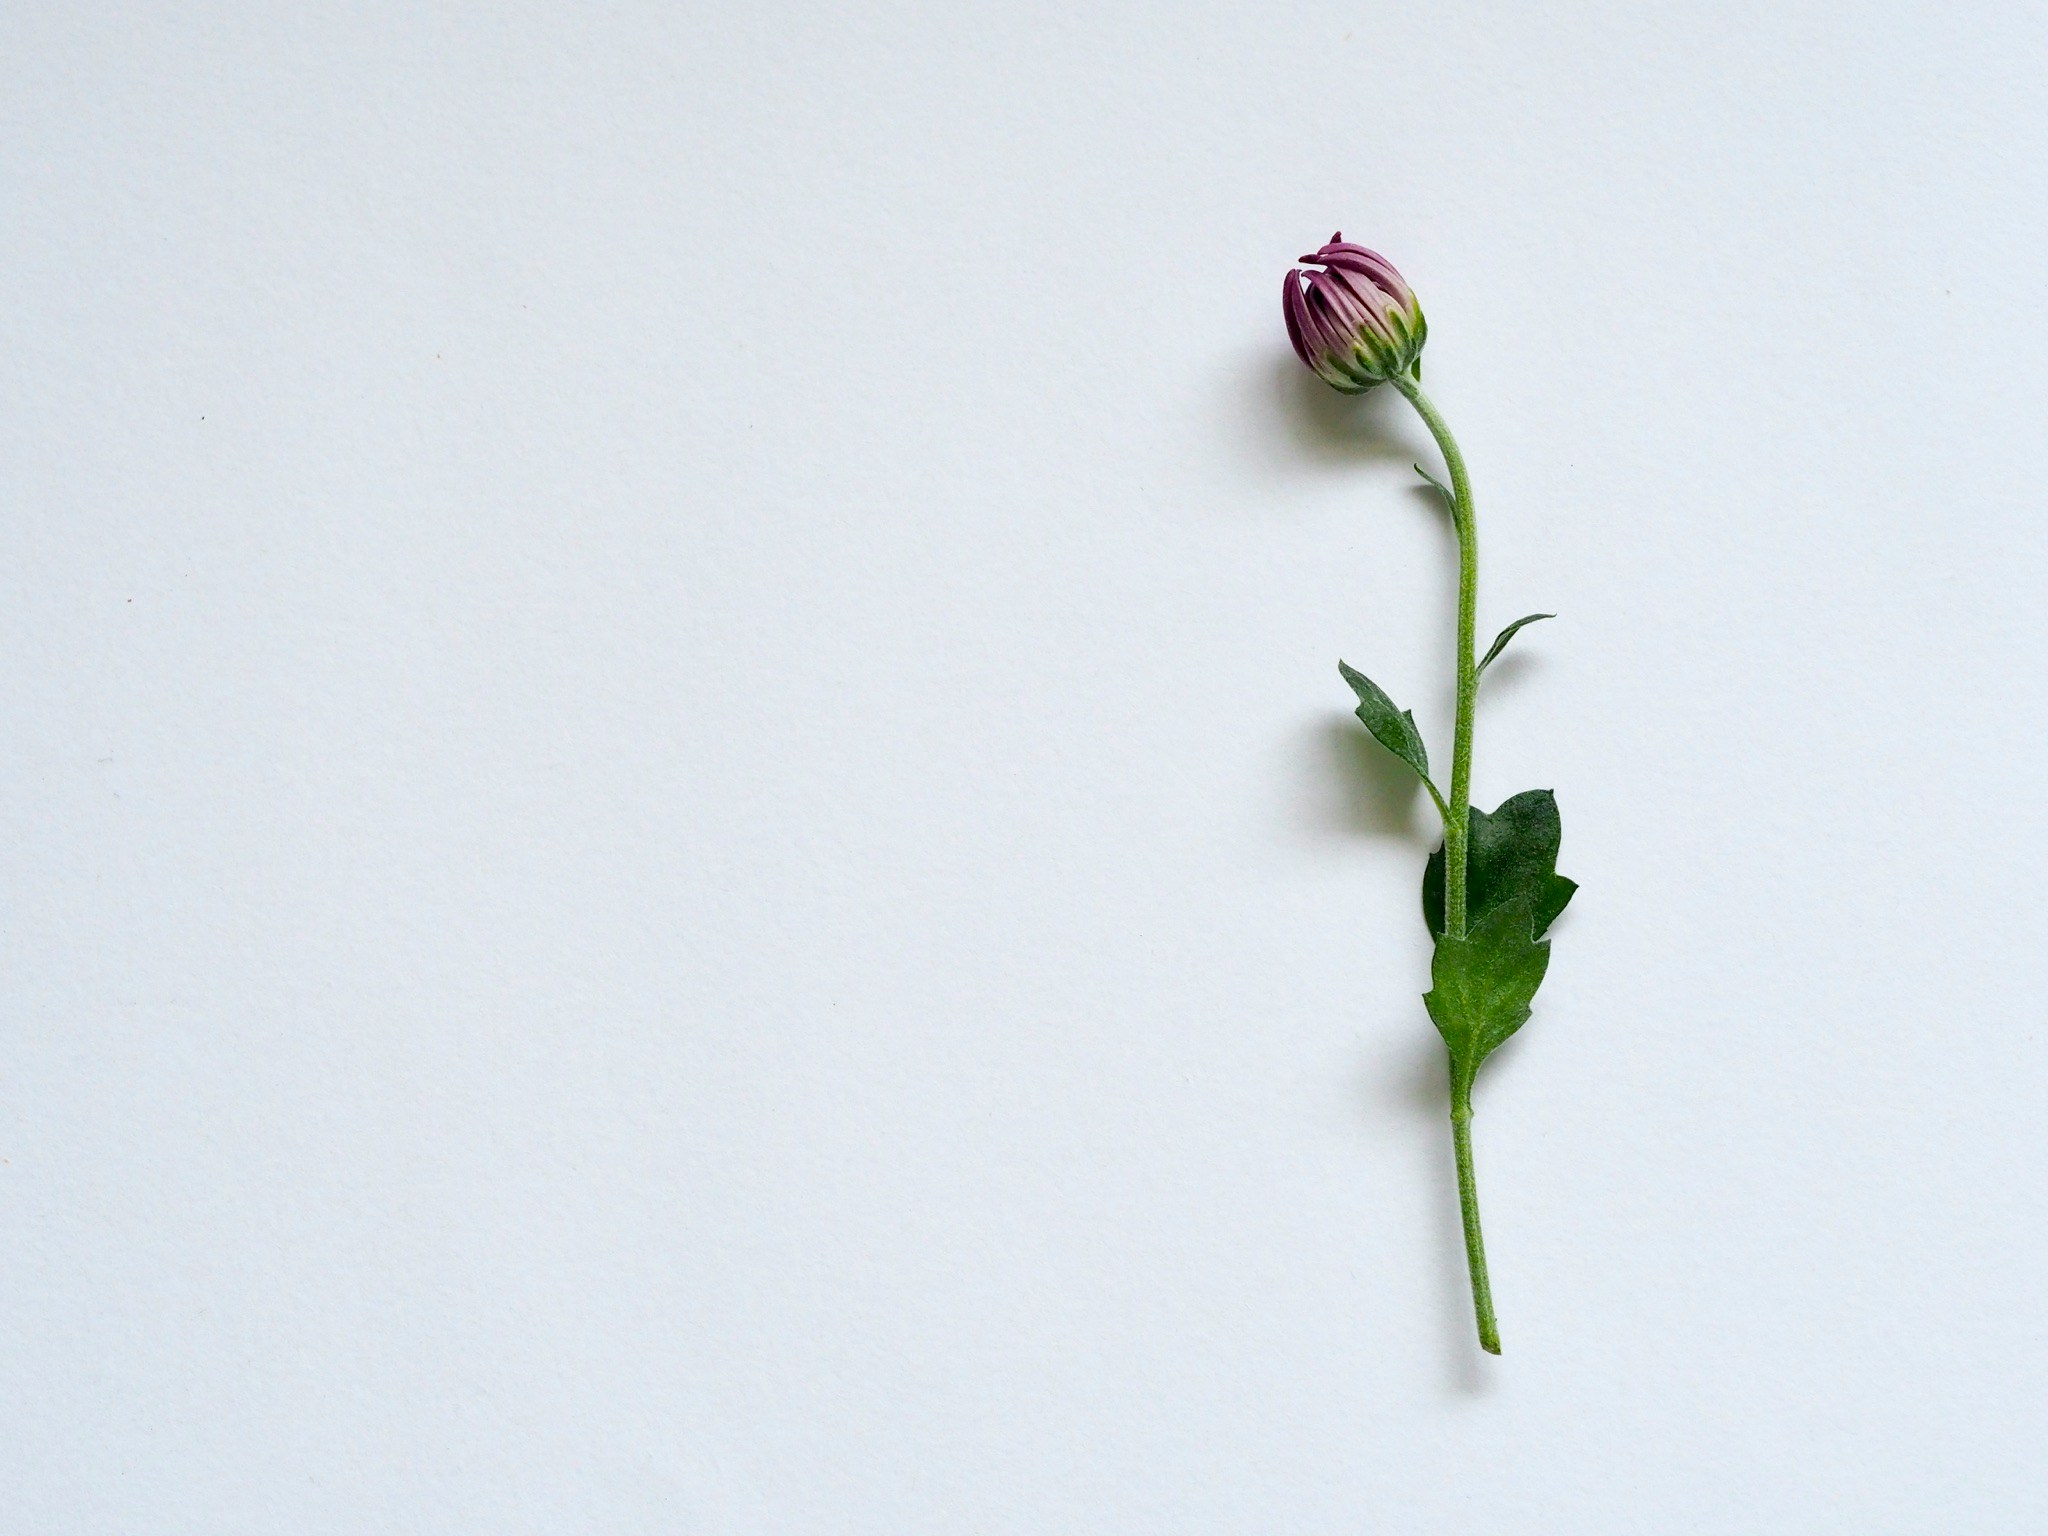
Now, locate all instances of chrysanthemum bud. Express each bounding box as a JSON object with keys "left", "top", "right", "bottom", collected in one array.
[{"left": 1282, "top": 235, "right": 1427, "bottom": 393}]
